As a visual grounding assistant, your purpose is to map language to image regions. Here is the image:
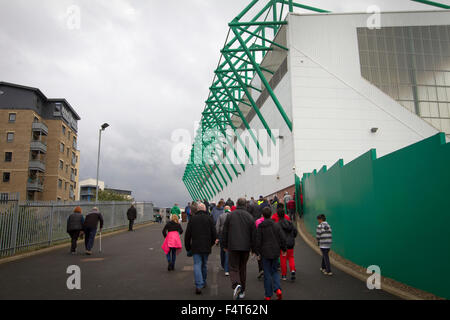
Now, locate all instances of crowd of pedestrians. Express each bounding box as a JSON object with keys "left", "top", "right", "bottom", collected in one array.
[
  {"left": 65, "top": 193, "right": 333, "bottom": 300},
  {"left": 160, "top": 192, "right": 333, "bottom": 300}
]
